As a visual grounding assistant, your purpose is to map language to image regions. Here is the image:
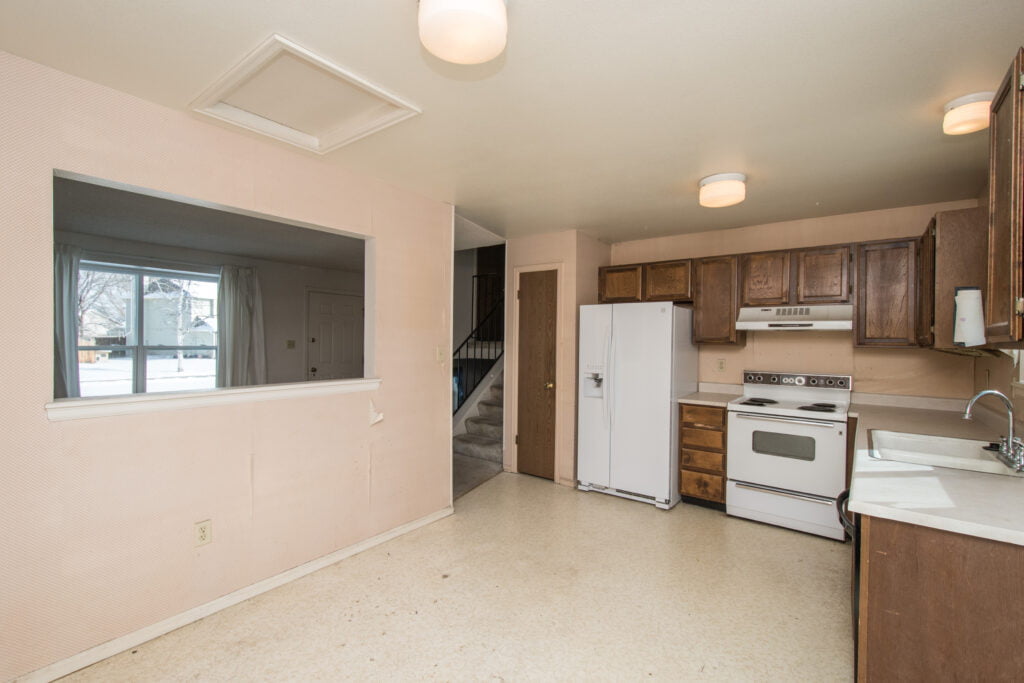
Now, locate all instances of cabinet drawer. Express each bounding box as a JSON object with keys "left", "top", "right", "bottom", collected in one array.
[
  {"left": 681, "top": 404, "right": 725, "bottom": 429},
  {"left": 680, "top": 448, "right": 725, "bottom": 474},
  {"left": 680, "top": 470, "right": 725, "bottom": 503},
  {"left": 681, "top": 427, "right": 725, "bottom": 452}
]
